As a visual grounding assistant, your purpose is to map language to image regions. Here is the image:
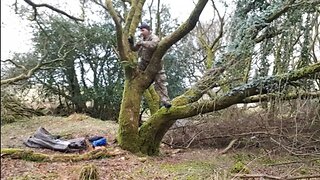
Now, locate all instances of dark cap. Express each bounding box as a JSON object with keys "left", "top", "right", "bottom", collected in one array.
[{"left": 138, "top": 23, "right": 151, "bottom": 31}]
